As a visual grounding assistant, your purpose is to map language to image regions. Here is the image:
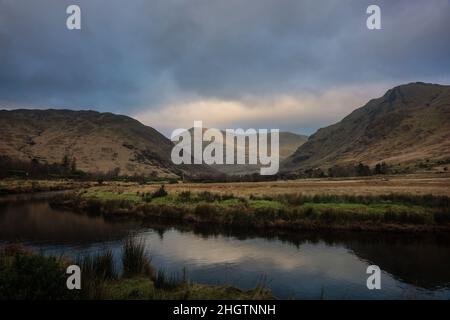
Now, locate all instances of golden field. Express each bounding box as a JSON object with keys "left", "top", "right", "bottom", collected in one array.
[
  {"left": 1, "top": 173, "right": 450, "bottom": 198},
  {"left": 97, "top": 173, "right": 450, "bottom": 198}
]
